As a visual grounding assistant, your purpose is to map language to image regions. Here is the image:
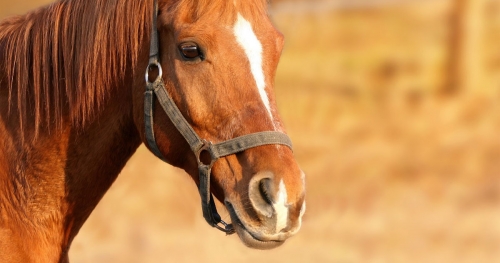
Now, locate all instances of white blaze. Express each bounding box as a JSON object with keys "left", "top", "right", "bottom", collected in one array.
[
  {"left": 299, "top": 200, "right": 306, "bottom": 218},
  {"left": 300, "top": 171, "right": 306, "bottom": 217},
  {"left": 233, "top": 13, "right": 274, "bottom": 122},
  {"left": 274, "top": 180, "right": 289, "bottom": 232}
]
